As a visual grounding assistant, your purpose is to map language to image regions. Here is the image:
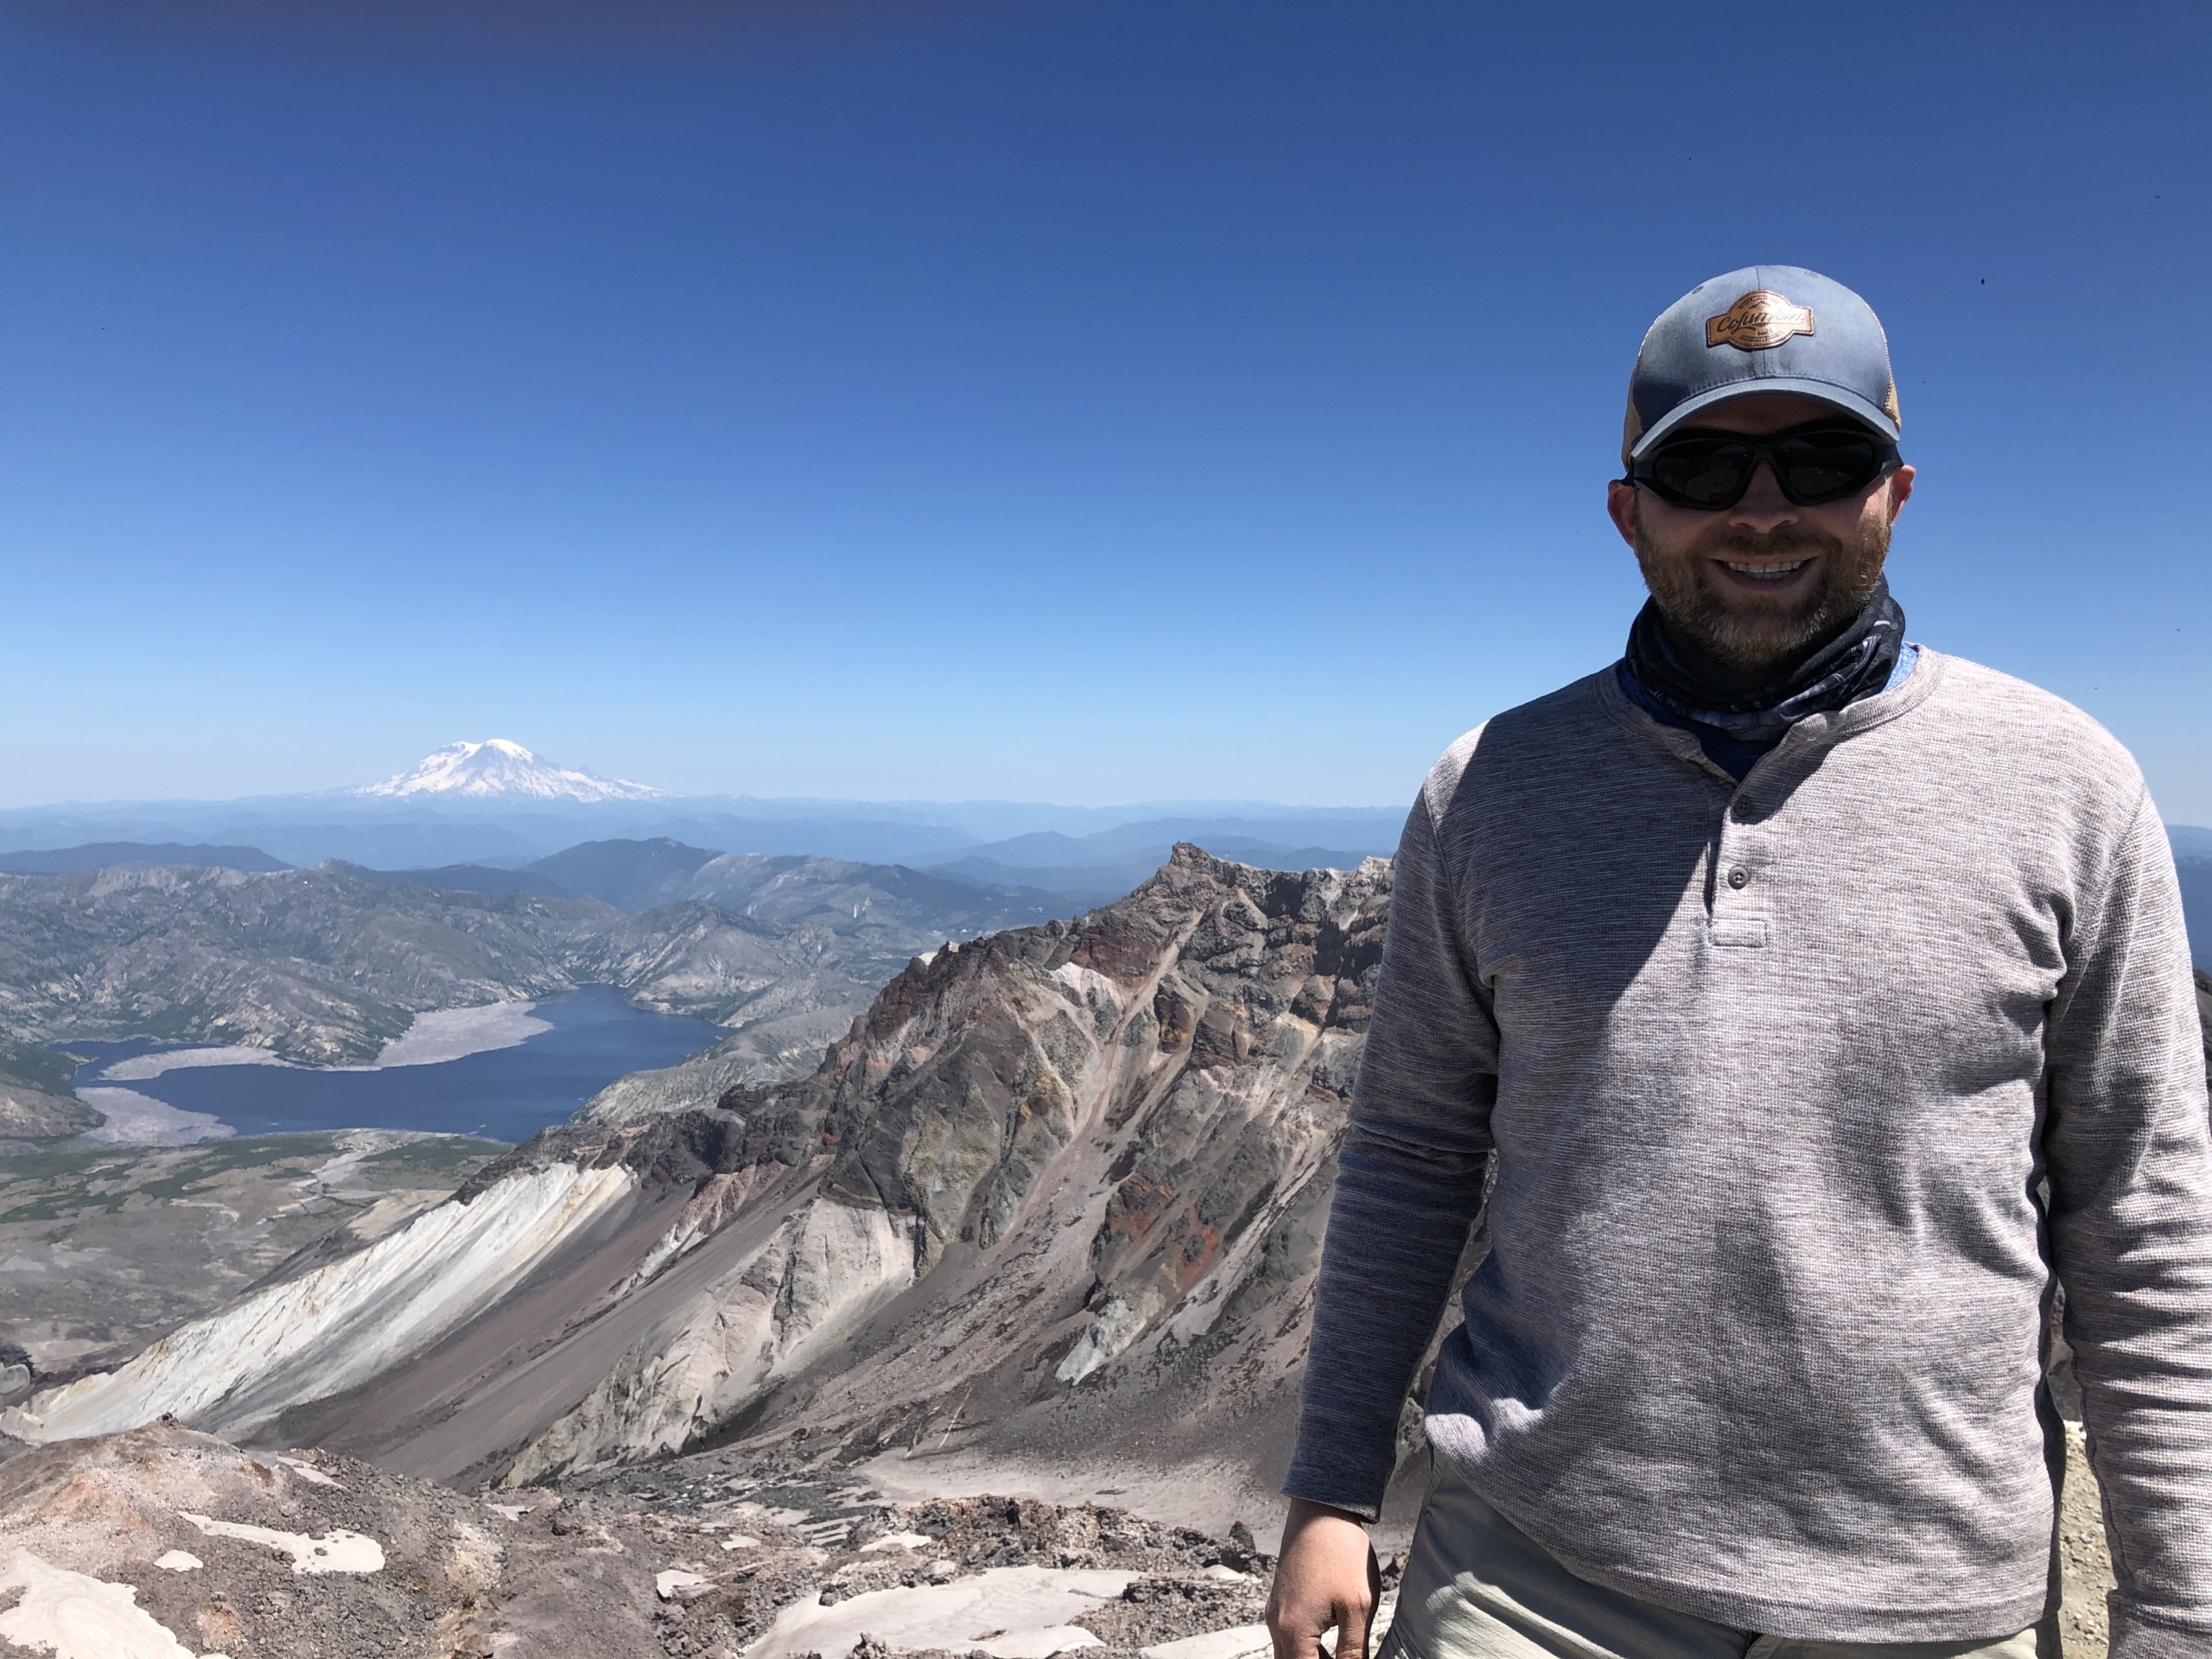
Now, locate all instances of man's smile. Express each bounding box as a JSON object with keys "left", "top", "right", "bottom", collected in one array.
[{"left": 1712, "top": 554, "right": 1817, "bottom": 589}]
